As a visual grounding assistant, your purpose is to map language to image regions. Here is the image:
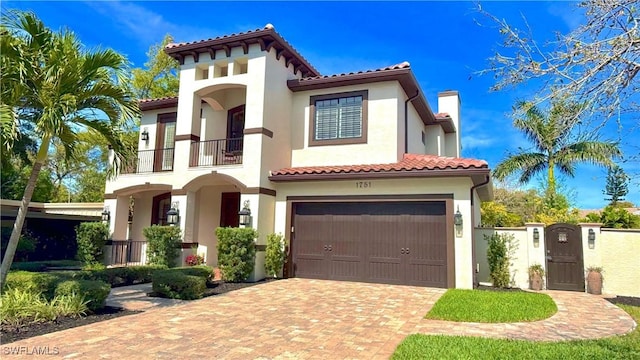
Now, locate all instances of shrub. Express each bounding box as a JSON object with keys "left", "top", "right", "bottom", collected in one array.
[
  {"left": 216, "top": 227, "right": 258, "bottom": 282},
  {"left": 485, "top": 233, "right": 517, "bottom": 288},
  {"left": 170, "top": 265, "right": 214, "bottom": 280},
  {"left": 152, "top": 270, "right": 206, "bottom": 300},
  {"left": 0, "top": 288, "right": 88, "bottom": 327},
  {"left": 11, "top": 259, "right": 82, "bottom": 272},
  {"left": 265, "top": 233, "right": 286, "bottom": 277},
  {"left": 76, "top": 222, "right": 109, "bottom": 265},
  {"left": 143, "top": 225, "right": 182, "bottom": 267},
  {"left": 4, "top": 271, "right": 62, "bottom": 300},
  {"left": 55, "top": 280, "right": 110, "bottom": 311},
  {"left": 75, "top": 265, "right": 167, "bottom": 287}
]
